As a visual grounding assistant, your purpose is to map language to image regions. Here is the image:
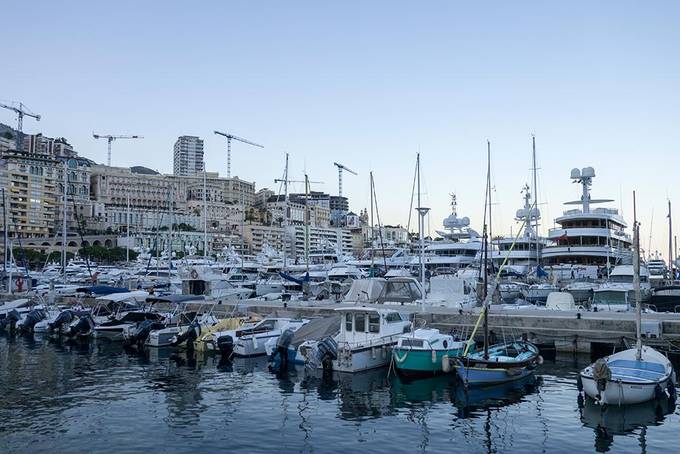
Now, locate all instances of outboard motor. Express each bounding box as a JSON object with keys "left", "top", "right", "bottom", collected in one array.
[
  {"left": 18, "top": 309, "right": 46, "bottom": 334},
  {"left": 217, "top": 334, "right": 235, "bottom": 357},
  {"left": 0, "top": 310, "right": 21, "bottom": 332},
  {"left": 316, "top": 336, "right": 338, "bottom": 371},
  {"left": 125, "top": 320, "right": 166, "bottom": 348},
  {"left": 275, "top": 328, "right": 295, "bottom": 370},
  {"left": 65, "top": 314, "right": 95, "bottom": 338},
  {"left": 171, "top": 320, "right": 201, "bottom": 349},
  {"left": 48, "top": 310, "right": 75, "bottom": 334}
]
